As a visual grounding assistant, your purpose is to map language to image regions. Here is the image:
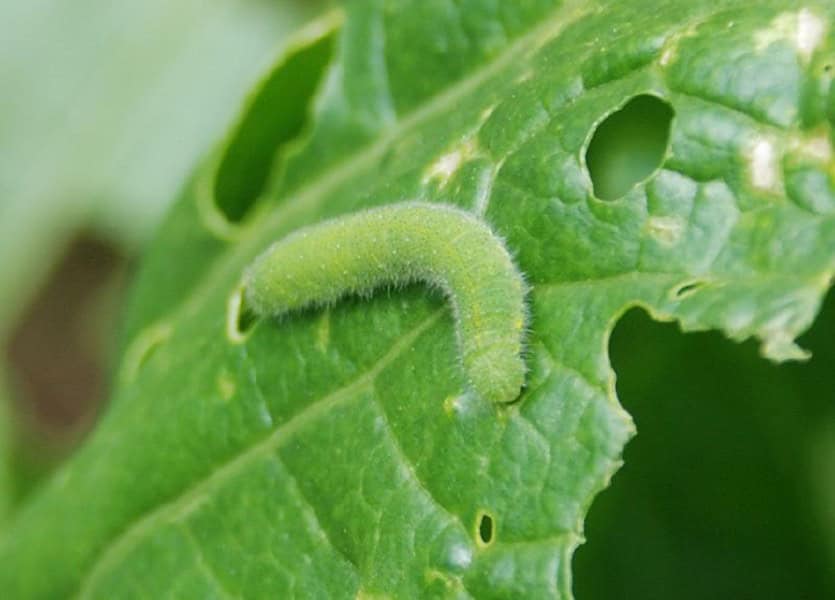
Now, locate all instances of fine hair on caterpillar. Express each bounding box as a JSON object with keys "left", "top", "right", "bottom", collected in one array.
[{"left": 243, "top": 201, "right": 528, "bottom": 404}]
